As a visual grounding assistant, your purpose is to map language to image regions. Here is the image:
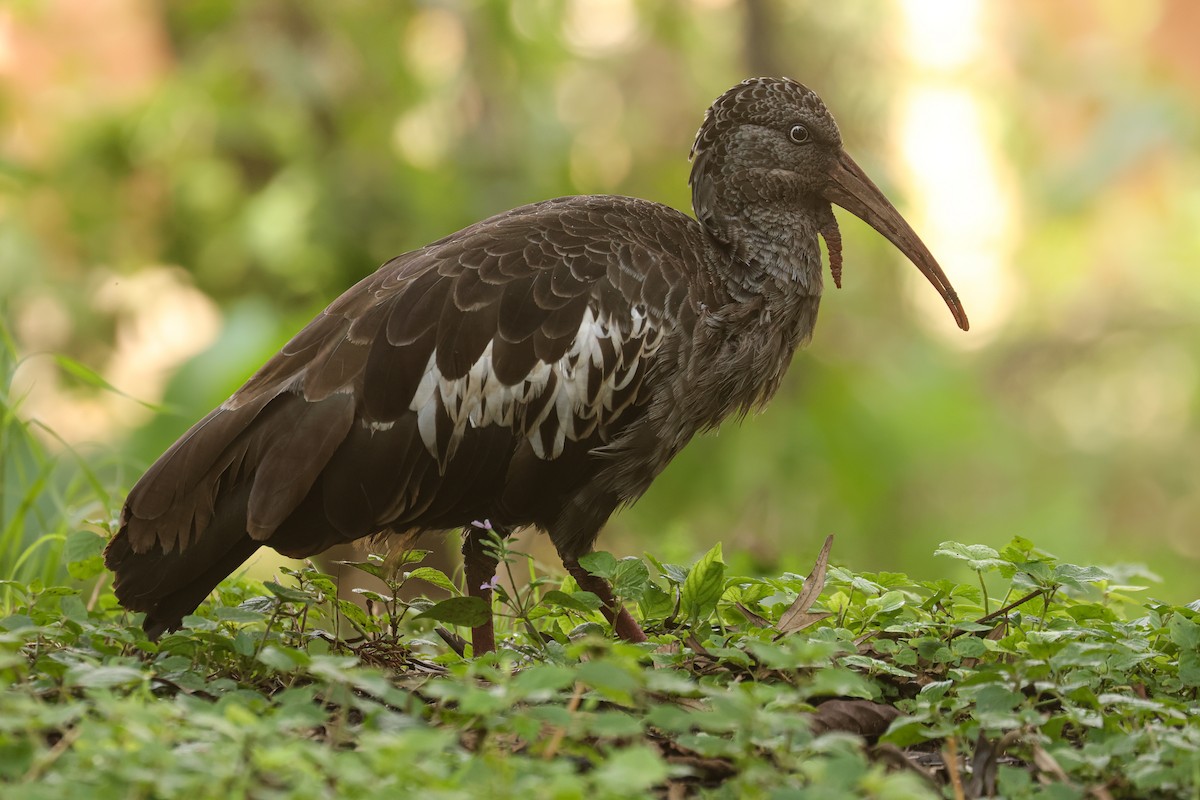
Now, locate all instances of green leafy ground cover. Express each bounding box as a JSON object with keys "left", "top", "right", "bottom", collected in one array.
[{"left": 1, "top": 529, "right": 1198, "bottom": 799}]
